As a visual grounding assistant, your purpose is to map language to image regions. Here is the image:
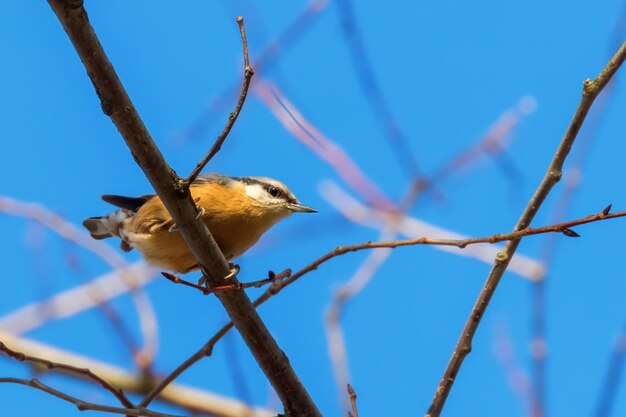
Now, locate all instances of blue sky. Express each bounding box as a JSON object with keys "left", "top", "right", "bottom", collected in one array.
[{"left": 1, "top": 1, "right": 626, "bottom": 416}]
